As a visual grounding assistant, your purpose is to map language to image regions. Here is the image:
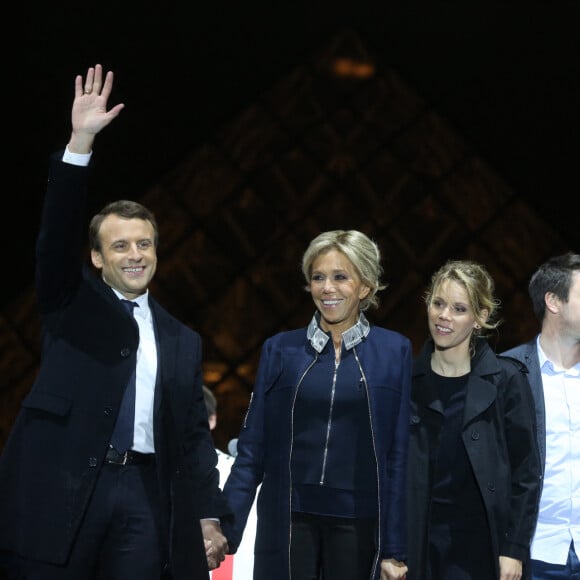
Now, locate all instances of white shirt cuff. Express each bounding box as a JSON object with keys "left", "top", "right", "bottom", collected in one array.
[{"left": 63, "top": 146, "right": 92, "bottom": 167}]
